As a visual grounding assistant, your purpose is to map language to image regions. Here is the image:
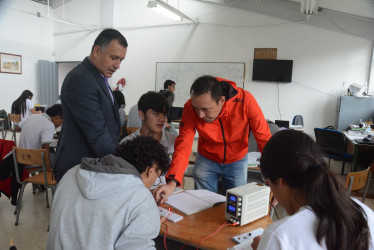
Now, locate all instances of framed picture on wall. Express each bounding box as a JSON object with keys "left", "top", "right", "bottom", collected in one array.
[{"left": 0, "top": 52, "right": 22, "bottom": 74}]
